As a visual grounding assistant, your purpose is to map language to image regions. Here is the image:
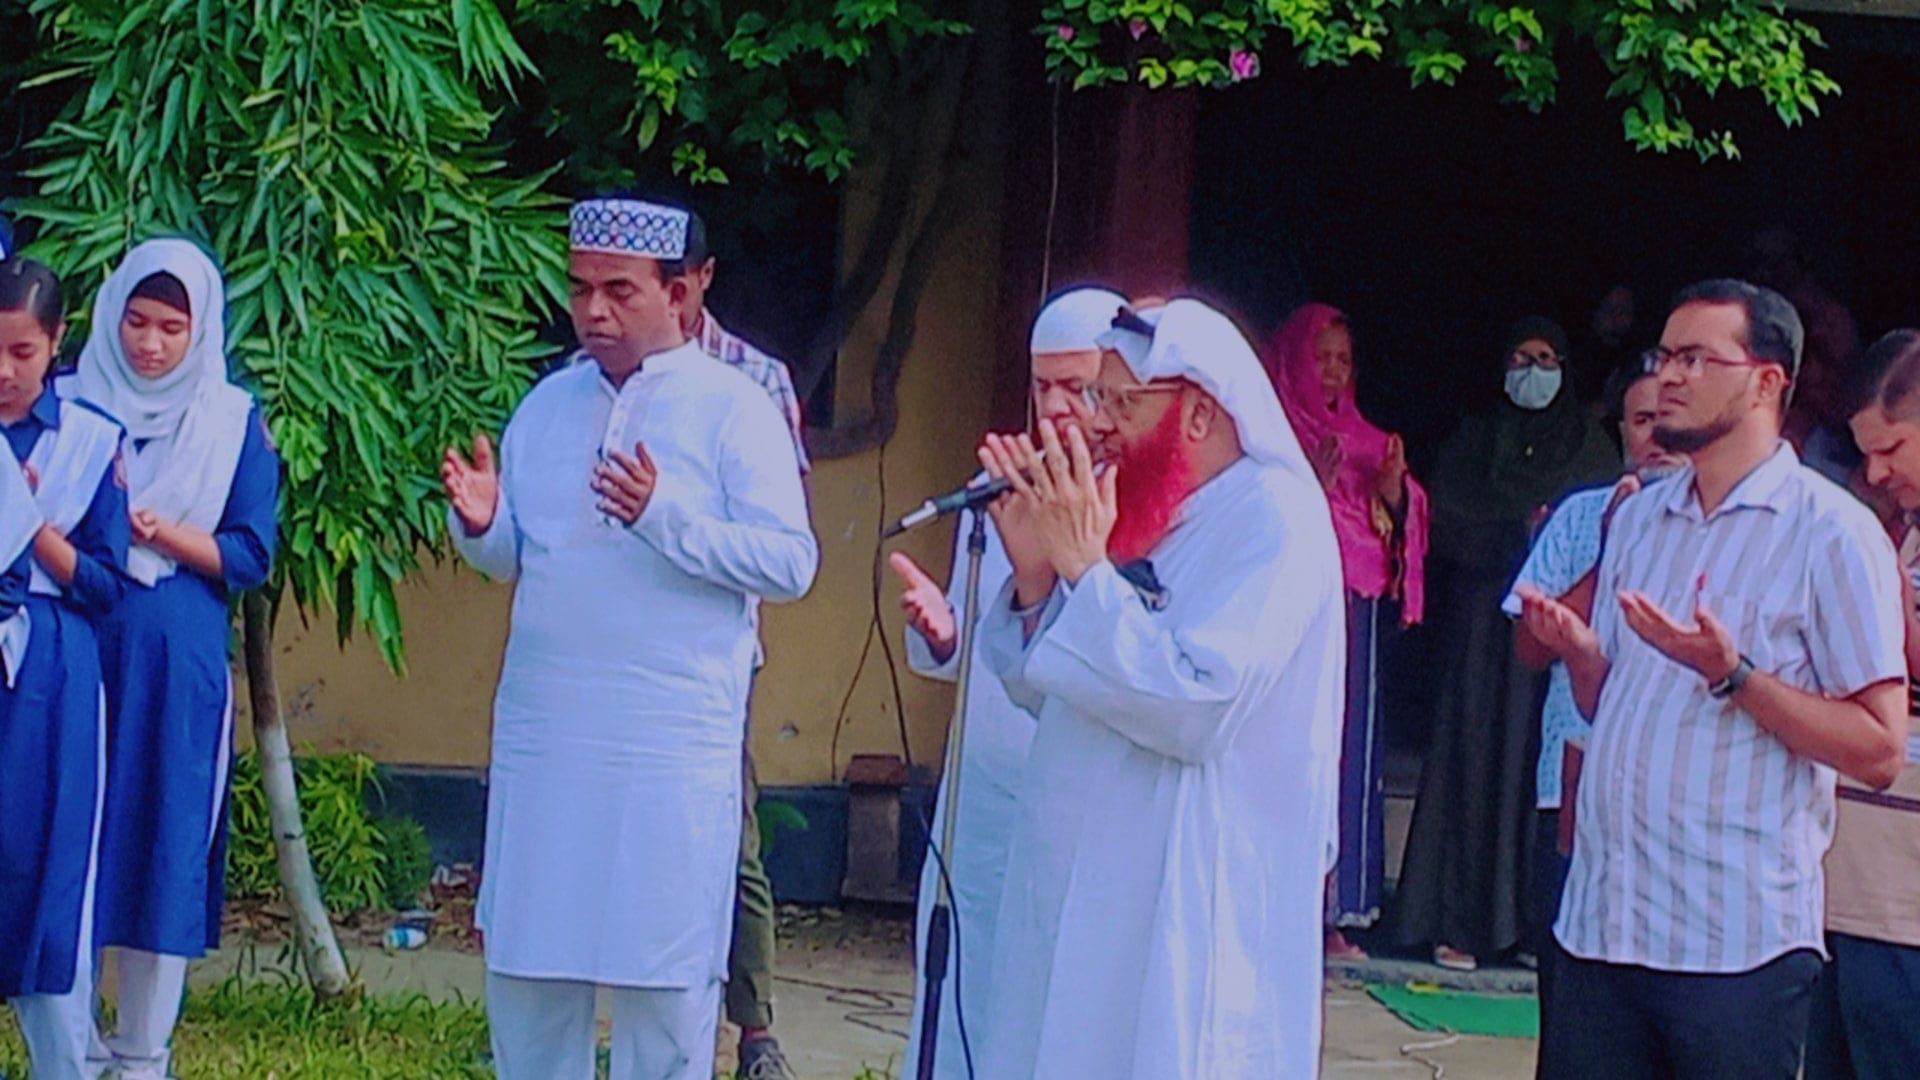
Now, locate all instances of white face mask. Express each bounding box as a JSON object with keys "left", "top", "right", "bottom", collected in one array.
[{"left": 1504, "top": 366, "right": 1562, "bottom": 411}]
